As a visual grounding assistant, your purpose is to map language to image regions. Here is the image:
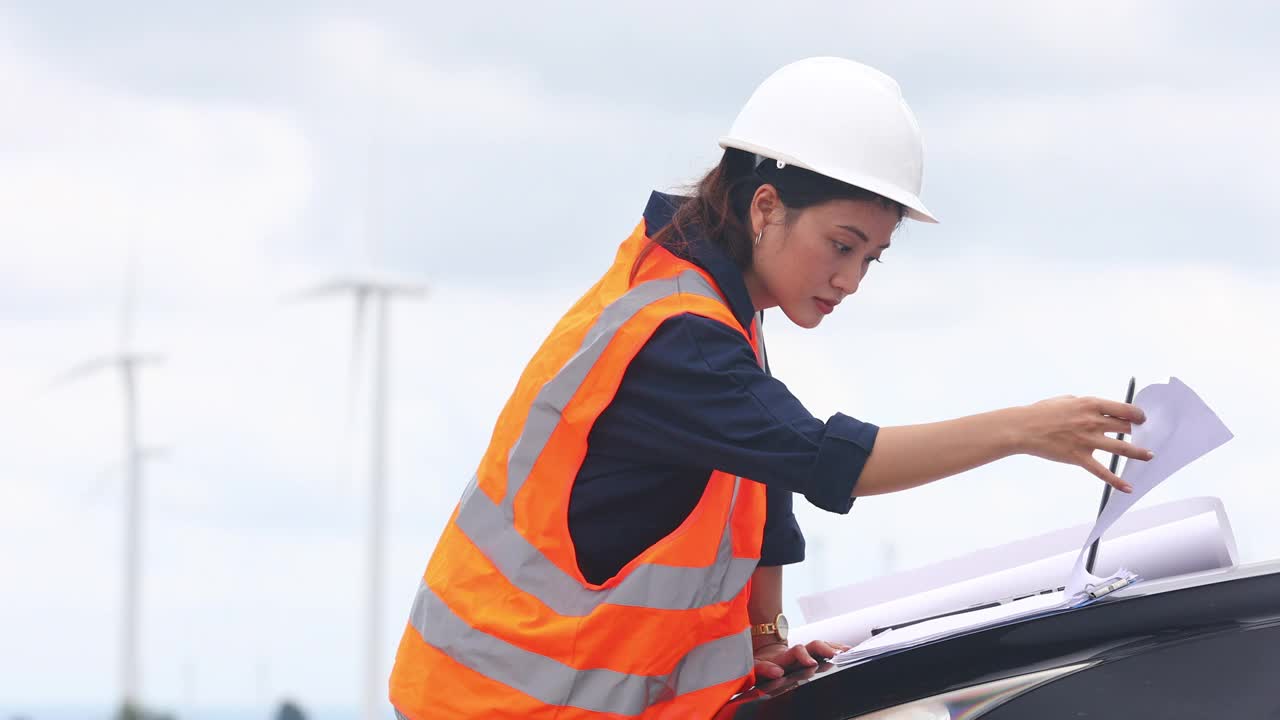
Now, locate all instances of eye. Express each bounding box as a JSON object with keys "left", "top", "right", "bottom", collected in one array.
[
  {"left": 864, "top": 255, "right": 883, "bottom": 265},
  {"left": 831, "top": 239, "right": 853, "bottom": 256}
]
